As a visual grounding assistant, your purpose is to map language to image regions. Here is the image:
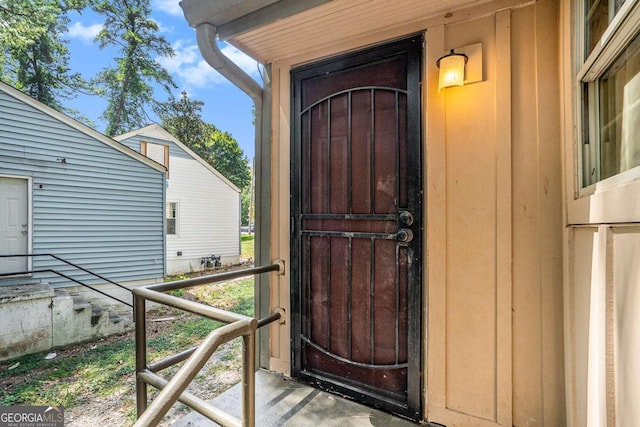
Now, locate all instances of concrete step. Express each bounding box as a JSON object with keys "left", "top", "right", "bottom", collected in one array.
[
  {"left": 74, "top": 299, "right": 91, "bottom": 312},
  {"left": 0, "top": 282, "right": 133, "bottom": 361},
  {"left": 171, "top": 370, "right": 419, "bottom": 427},
  {"left": 51, "top": 292, "right": 133, "bottom": 347}
]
